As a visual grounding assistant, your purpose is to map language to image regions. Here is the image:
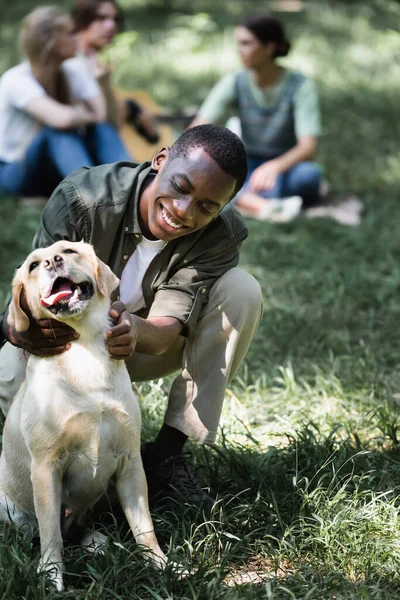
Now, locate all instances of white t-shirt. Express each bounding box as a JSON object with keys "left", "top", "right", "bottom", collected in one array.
[
  {"left": 0, "top": 59, "right": 101, "bottom": 162},
  {"left": 120, "top": 237, "right": 167, "bottom": 314}
]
